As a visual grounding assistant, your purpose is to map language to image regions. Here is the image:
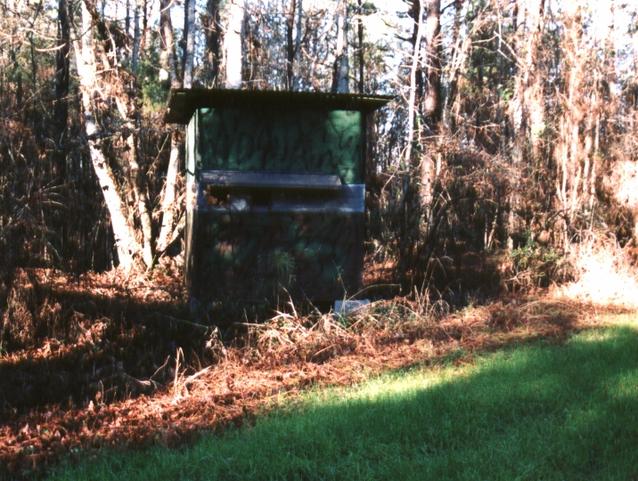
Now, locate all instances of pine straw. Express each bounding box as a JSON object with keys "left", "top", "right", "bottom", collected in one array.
[{"left": 0, "top": 294, "right": 625, "bottom": 479}]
